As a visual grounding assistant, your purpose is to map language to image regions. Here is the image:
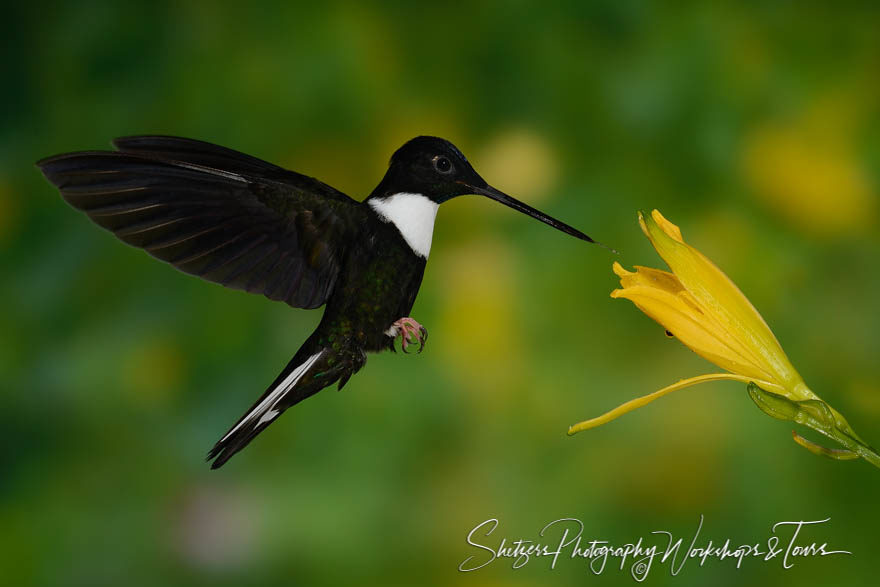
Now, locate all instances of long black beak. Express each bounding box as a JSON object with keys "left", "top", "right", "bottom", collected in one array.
[{"left": 466, "top": 182, "right": 615, "bottom": 252}]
